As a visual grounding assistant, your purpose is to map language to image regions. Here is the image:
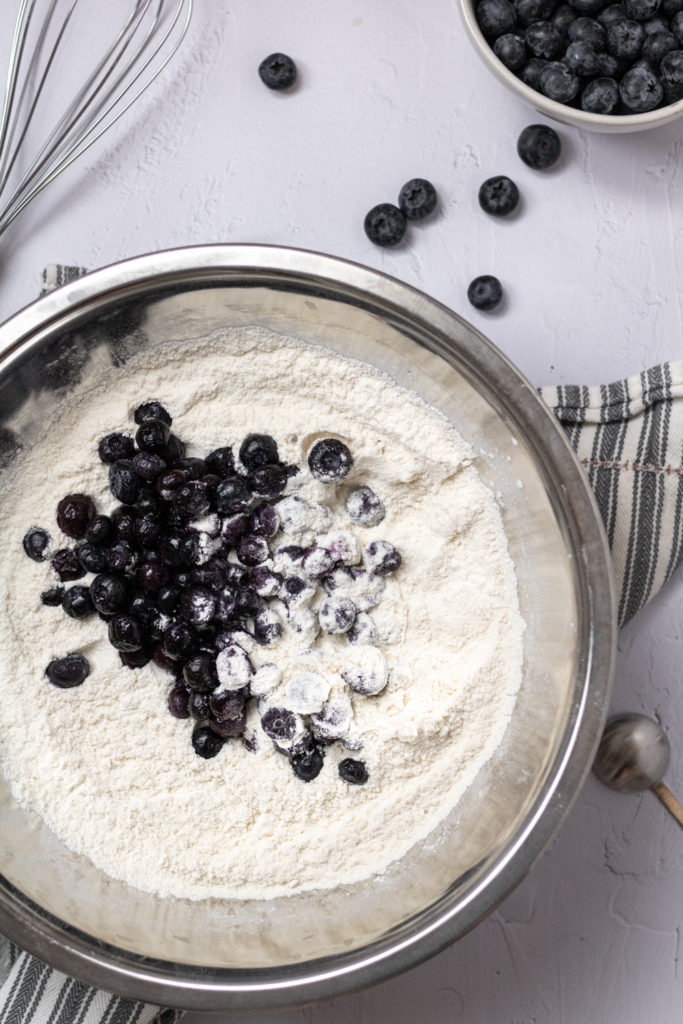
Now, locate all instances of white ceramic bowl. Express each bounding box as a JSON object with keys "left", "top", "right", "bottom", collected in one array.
[{"left": 459, "top": 1, "right": 683, "bottom": 133}]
